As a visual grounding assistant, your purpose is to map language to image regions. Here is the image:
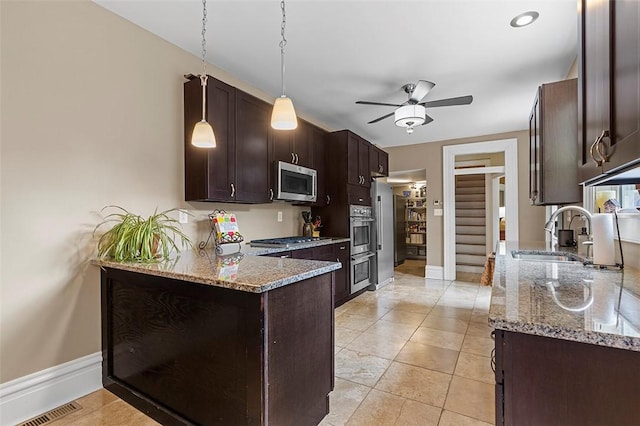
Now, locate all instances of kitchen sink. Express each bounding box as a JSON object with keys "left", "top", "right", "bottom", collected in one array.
[{"left": 511, "top": 250, "right": 584, "bottom": 263}]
